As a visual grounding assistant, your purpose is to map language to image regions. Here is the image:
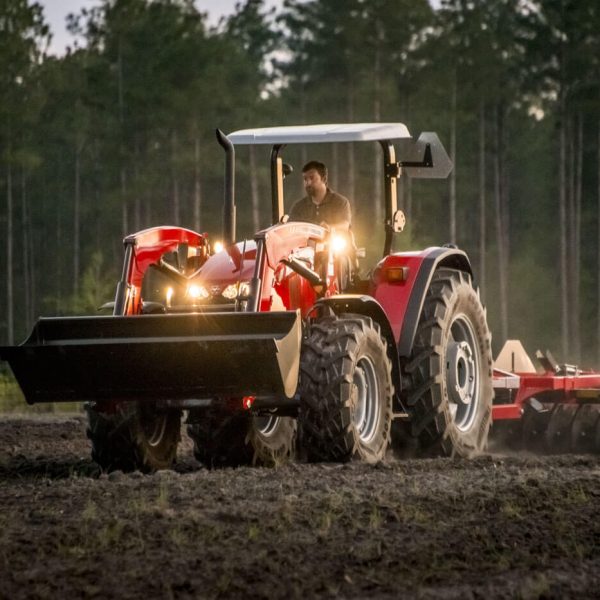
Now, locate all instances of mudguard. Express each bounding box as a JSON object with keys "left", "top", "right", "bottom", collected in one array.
[
  {"left": 313, "top": 294, "right": 402, "bottom": 399},
  {"left": 371, "top": 247, "right": 472, "bottom": 358}
]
